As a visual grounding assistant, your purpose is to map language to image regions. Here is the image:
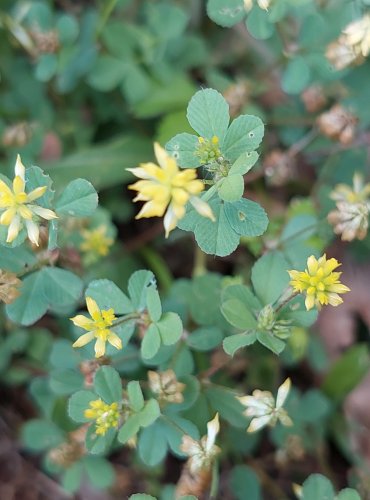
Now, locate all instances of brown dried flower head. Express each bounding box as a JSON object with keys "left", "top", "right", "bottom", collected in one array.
[
  {"left": 2, "top": 122, "right": 33, "bottom": 148},
  {"left": 0, "top": 270, "right": 22, "bottom": 304},
  {"left": 223, "top": 81, "right": 250, "bottom": 117},
  {"left": 301, "top": 85, "right": 327, "bottom": 113},
  {"left": 316, "top": 104, "right": 357, "bottom": 145},
  {"left": 30, "top": 30, "right": 60, "bottom": 55},
  {"left": 148, "top": 369, "right": 185, "bottom": 404},
  {"left": 263, "top": 149, "right": 296, "bottom": 187}
]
